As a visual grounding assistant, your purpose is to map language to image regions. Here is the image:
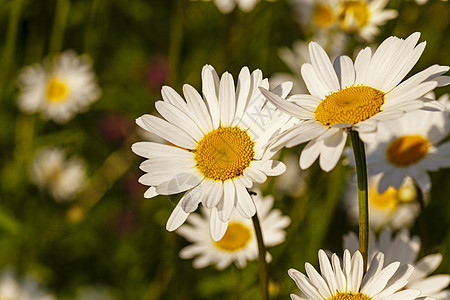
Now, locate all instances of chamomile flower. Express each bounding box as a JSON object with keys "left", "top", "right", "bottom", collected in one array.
[
  {"left": 261, "top": 32, "right": 449, "bottom": 172},
  {"left": 336, "top": 0, "right": 398, "bottom": 41},
  {"left": 292, "top": 0, "right": 339, "bottom": 31},
  {"left": 288, "top": 249, "right": 420, "bottom": 300},
  {"left": 132, "top": 65, "right": 292, "bottom": 241},
  {"left": 345, "top": 174, "right": 421, "bottom": 230},
  {"left": 18, "top": 50, "right": 101, "bottom": 123},
  {"left": 31, "top": 147, "right": 86, "bottom": 202},
  {"left": 344, "top": 228, "right": 450, "bottom": 299},
  {"left": 176, "top": 190, "right": 290, "bottom": 270},
  {"left": 363, "top": 105, "right": 450, "bottom": 193},
  {"left": 0, "top": 270, "right": 55, "bottom": 300}
]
